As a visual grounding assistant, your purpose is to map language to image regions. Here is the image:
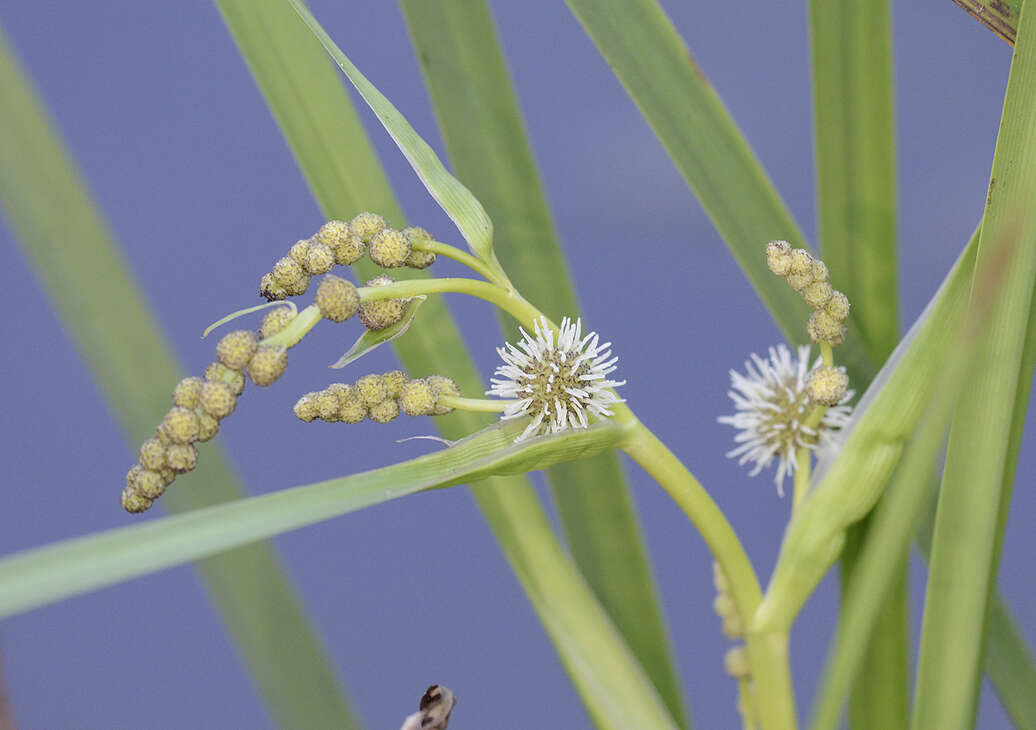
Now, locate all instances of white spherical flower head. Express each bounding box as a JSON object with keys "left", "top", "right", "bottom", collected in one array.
[
  {"left": 717, "top": 344, "right": 853, "bottom": 496},
  {"left": 488, "top": 316, "right": 625, "bottom": 442}
]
